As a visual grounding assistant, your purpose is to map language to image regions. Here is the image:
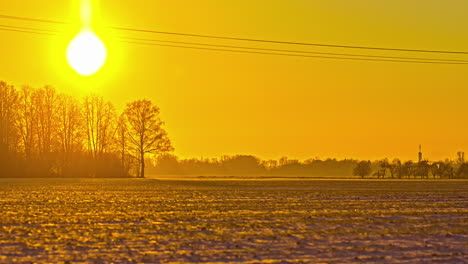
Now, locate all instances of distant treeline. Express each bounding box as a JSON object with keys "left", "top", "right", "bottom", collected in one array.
[
  {"left": 0, "top": 81, "right": 172, "bottom": 178},
  {"left": 353, "top": 156, "right": 467, "bottom": 179},
  {"left": 147, "top": 155, "right": 357, "bottom": 177},
  {"left": 147, "top": 154, "right": 468, "bottom": 179}
]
